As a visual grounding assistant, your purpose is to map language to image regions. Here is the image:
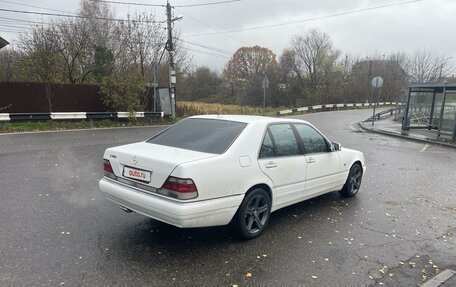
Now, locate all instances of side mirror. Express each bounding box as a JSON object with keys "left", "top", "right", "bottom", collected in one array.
[{"left": 332, "top": 142, "right": 342, "bottom": 151}]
